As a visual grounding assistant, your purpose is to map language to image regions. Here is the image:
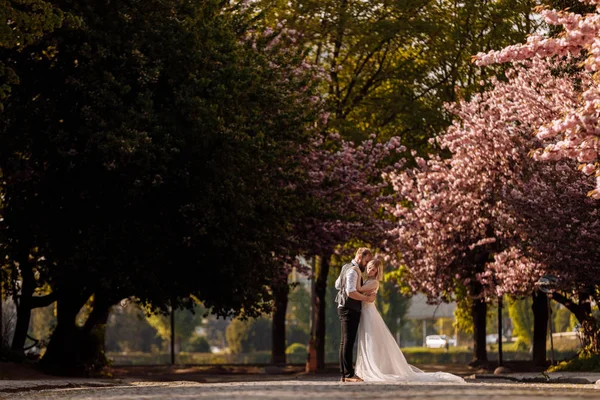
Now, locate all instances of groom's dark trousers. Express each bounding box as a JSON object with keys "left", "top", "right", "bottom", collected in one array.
[{"left": 338, "top": 306, "right": 361, "bottom": 378}]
